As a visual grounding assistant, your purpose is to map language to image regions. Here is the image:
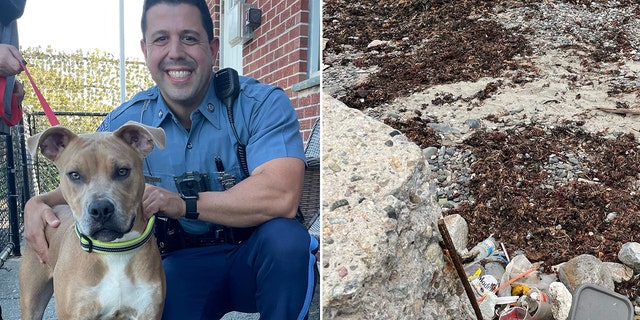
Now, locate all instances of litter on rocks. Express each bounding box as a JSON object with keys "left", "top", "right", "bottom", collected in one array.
[{"left": 459, "top": 236, "right": 635, "bottom": 320}]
